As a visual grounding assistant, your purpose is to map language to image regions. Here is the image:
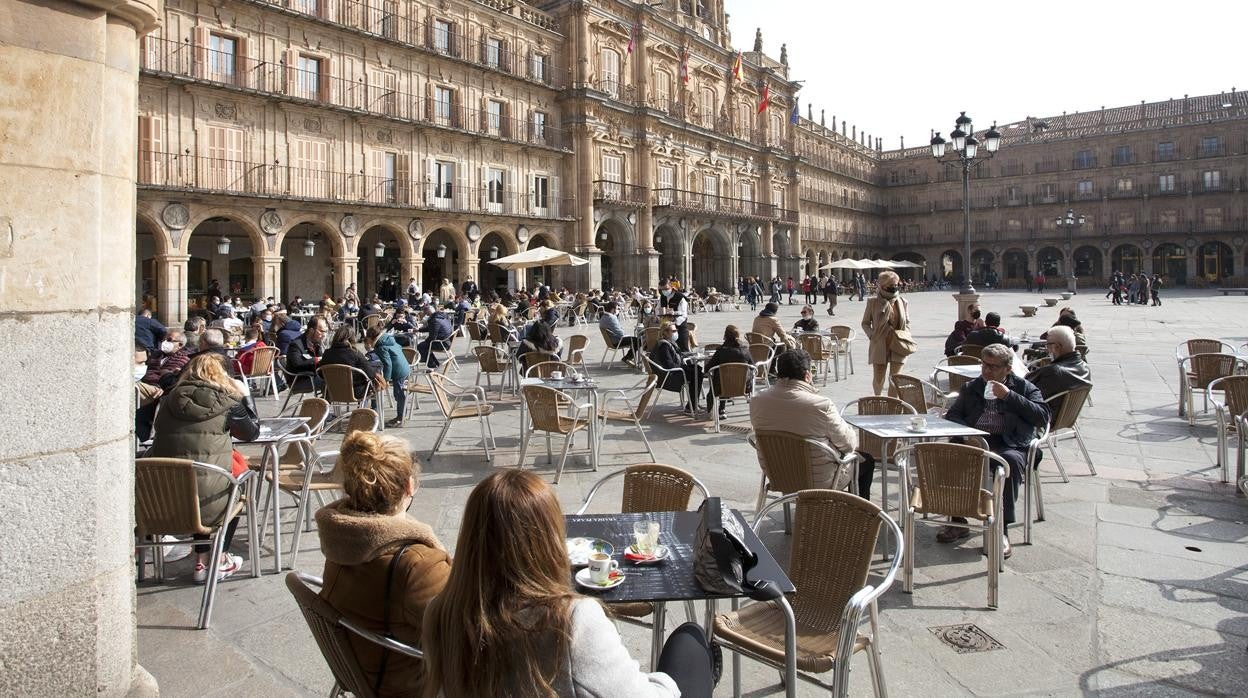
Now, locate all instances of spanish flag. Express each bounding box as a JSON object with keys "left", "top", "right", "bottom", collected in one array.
[
  {"left": 757, "top": 82, "right": 770, "bottom": 114},
  {"left": 731, "top": 51, "right": 742, "bottom": 81}
]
